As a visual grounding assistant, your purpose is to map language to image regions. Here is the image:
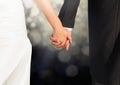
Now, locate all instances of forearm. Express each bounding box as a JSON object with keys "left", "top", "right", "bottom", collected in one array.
[{"left": 34, "top": 0, "right": 63, "bottom": 31}]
